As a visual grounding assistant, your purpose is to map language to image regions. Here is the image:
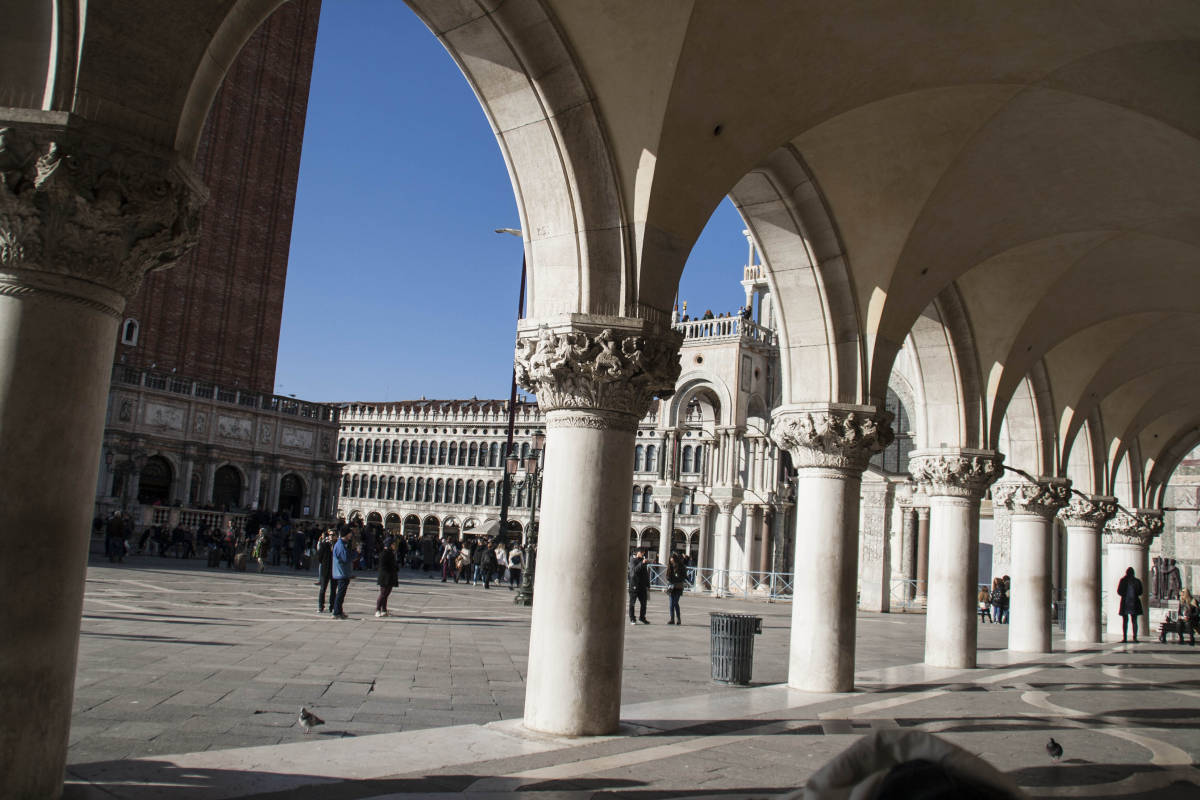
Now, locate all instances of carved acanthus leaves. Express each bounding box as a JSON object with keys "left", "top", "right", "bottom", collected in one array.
[
  {"left": 1103, "top": 508, "right": 1164, "bottom": 545},
  {"left": 992, "top": 476, "right": 1071, "bottom": 519},
  {"left": 769, "top": 407, "right": 894, "bottom": 471},
  {"left": 1058, "top": 495, "right": 1117, "bottom": 528},
  {"left": 908, "top": 450, "right": 1003, "bottom": 499},
  {"left": 514, "top": 322, "right": 682, "bottom": 422},
  {"left": 0, "top": 122, "right": 206, "bottom": 300}
]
